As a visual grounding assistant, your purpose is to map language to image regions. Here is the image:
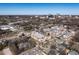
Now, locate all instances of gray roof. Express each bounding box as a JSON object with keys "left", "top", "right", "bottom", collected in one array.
[{"left": 19, "top": 47, "right": 46, "bottom": 55}]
